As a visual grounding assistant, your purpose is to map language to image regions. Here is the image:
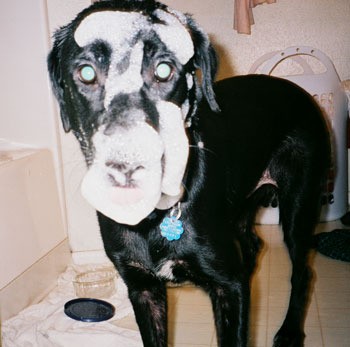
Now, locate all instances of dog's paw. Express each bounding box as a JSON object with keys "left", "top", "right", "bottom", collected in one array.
[{"left": 273, "top": 329, "right": 305, "bottom": 347}]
